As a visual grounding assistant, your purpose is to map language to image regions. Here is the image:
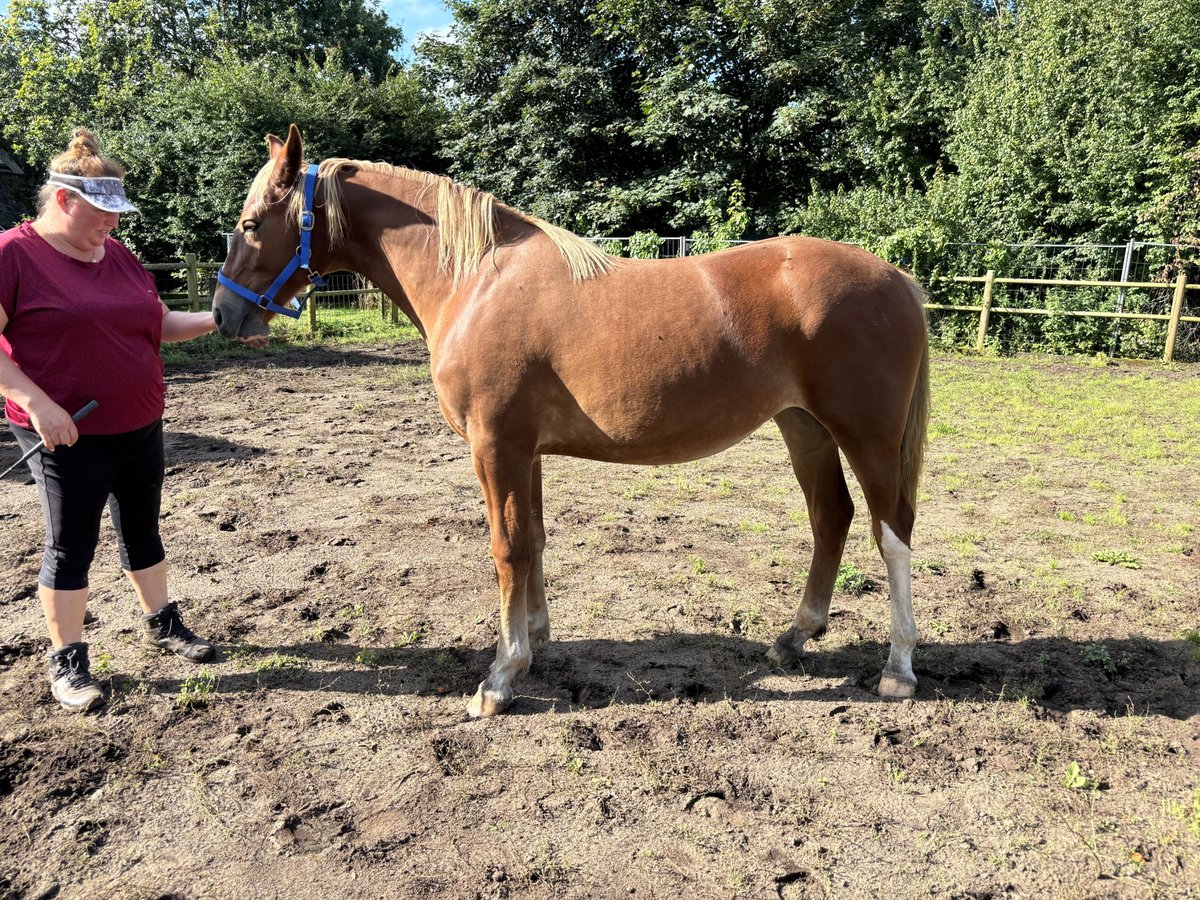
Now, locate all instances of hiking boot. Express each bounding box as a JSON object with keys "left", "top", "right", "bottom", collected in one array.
[
  {"left": 143, "top": 601, "right": 215, "bottom": 662},
  {"left": 47, "top": 642, "right": 105, "bottom": 713}
]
